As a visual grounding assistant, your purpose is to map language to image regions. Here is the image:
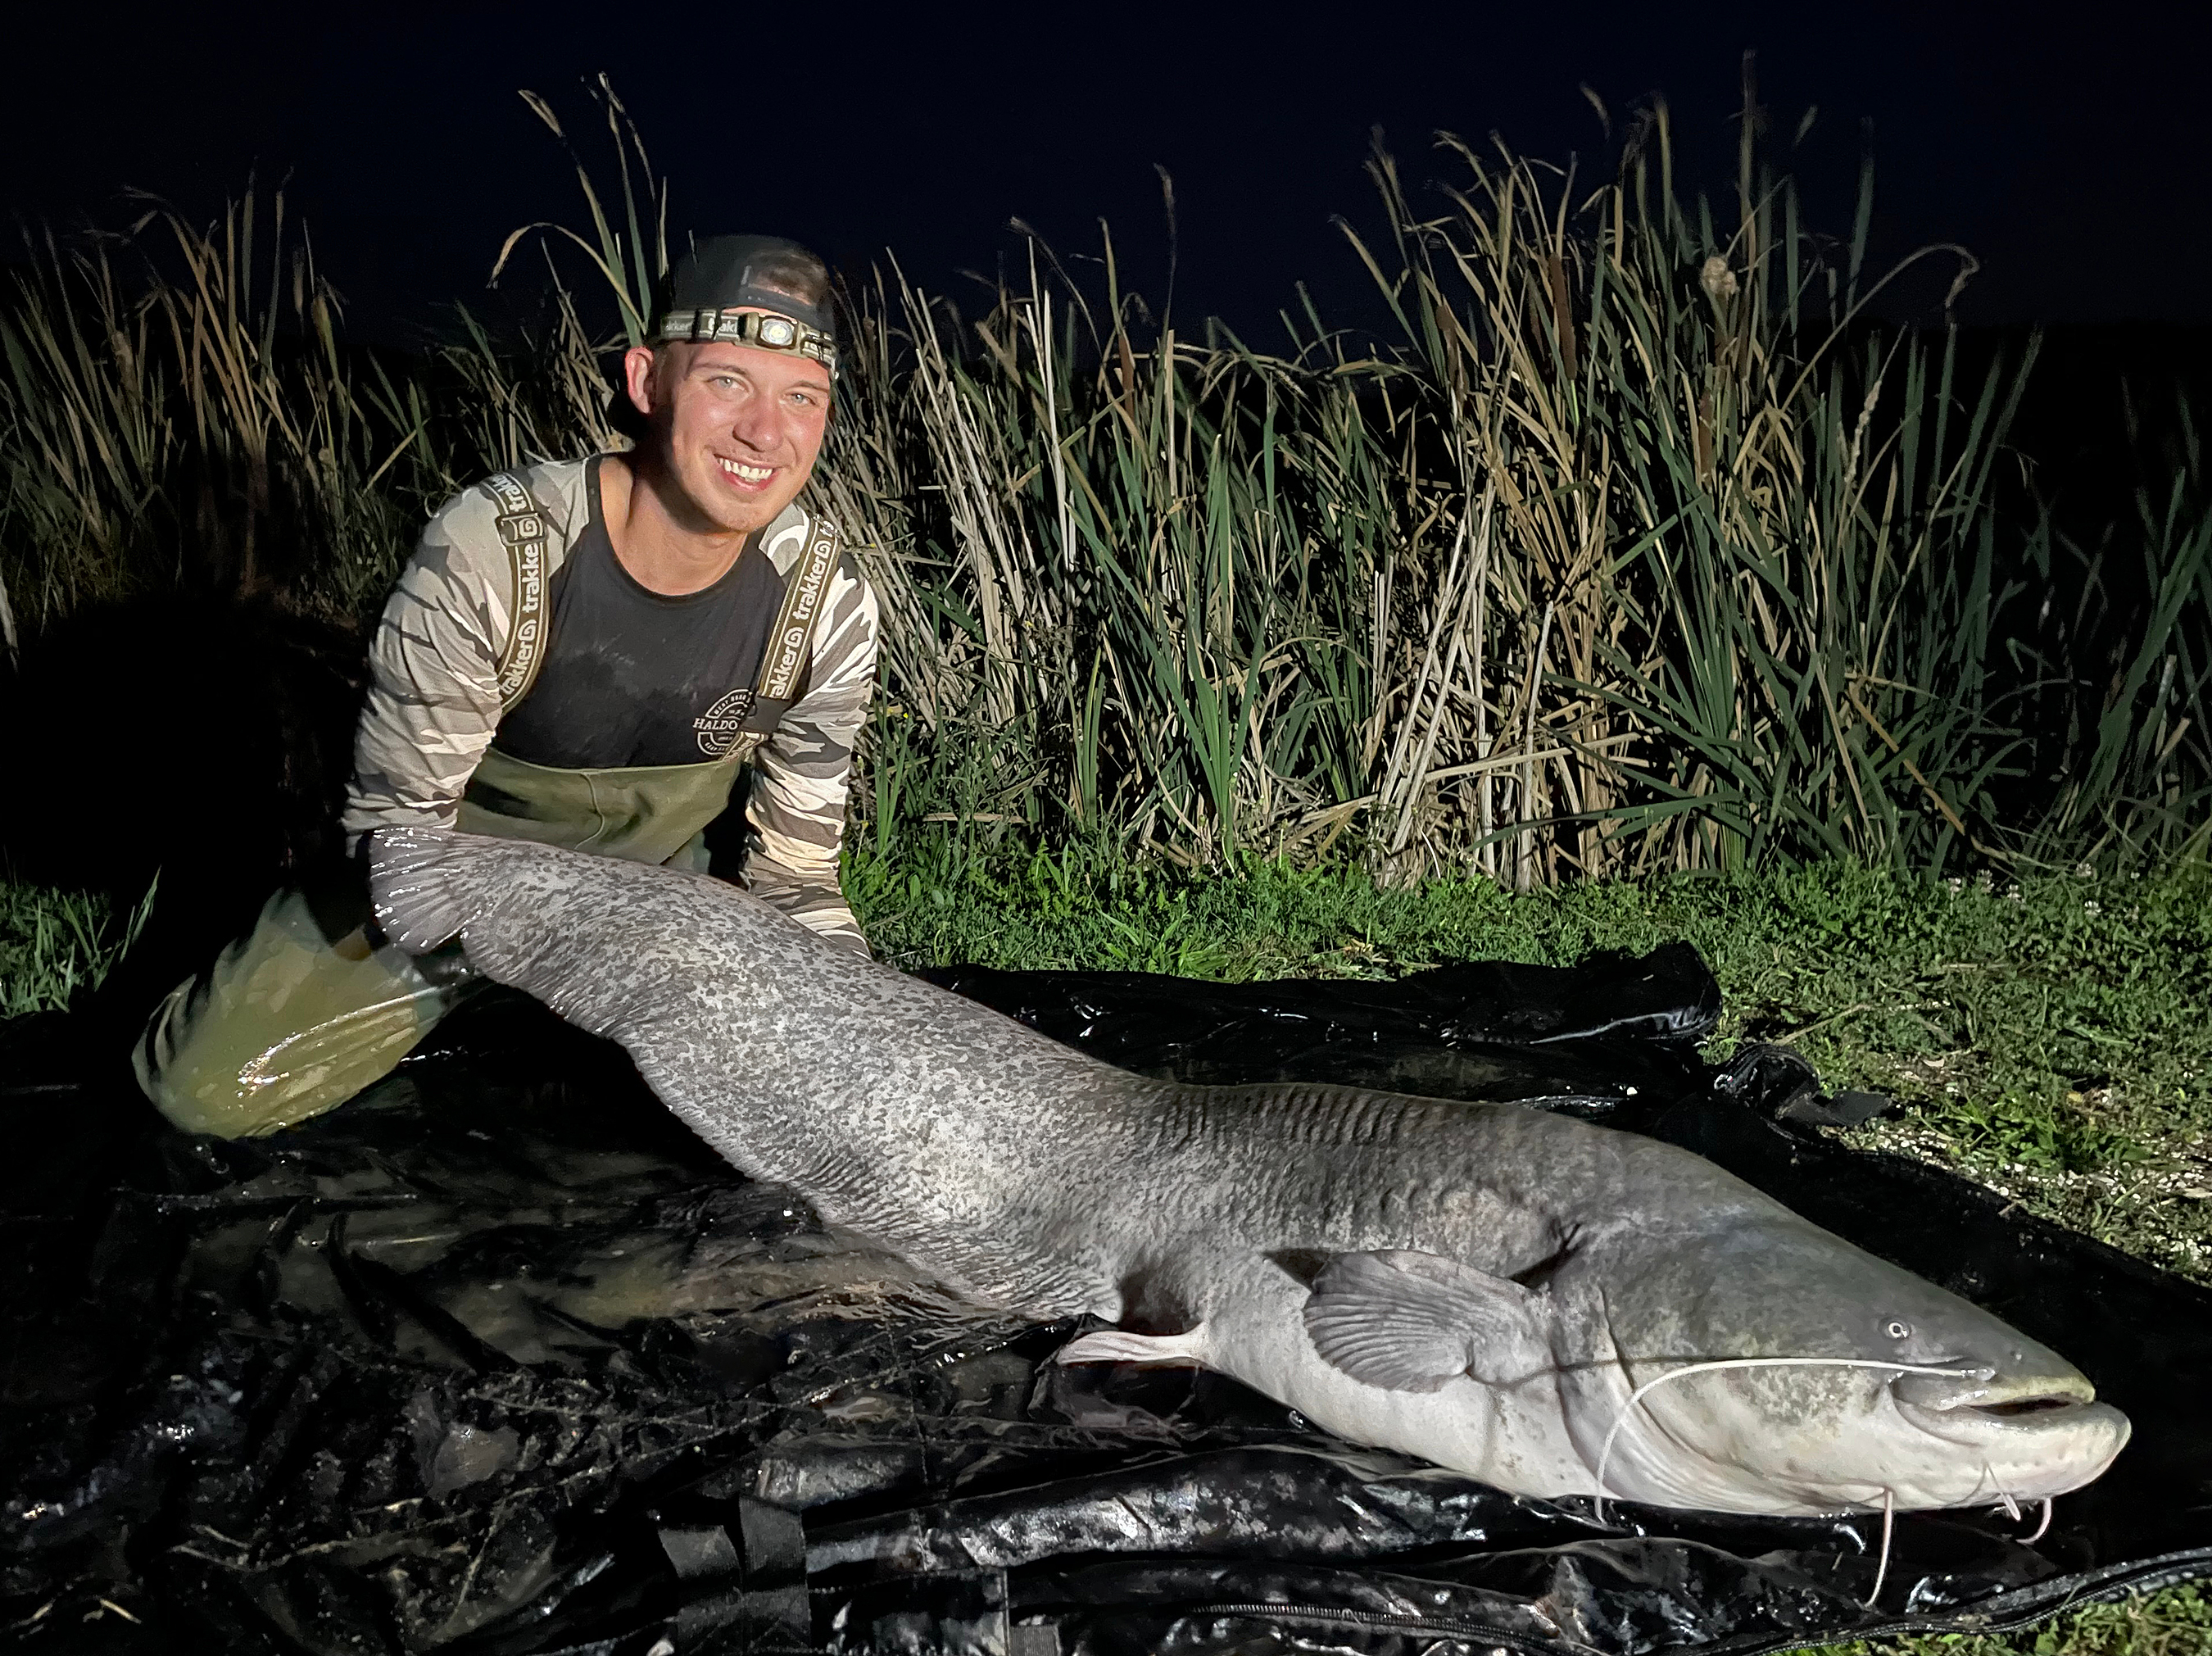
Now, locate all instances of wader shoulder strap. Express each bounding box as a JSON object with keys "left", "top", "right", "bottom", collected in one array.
[
  {"left": 740, "top": 513, "right": 843, "bottom": 735},
  {"left": 481, "top": 471, "right": 551, "bottom": 713}
]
